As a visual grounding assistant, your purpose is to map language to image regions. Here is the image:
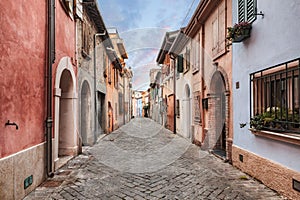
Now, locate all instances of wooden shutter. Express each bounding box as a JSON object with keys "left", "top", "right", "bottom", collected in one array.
[
  {"left": 177, "top": 54, "right": 184, "bottom": 73},
  {"left": 238, "top": 0, "right": 257, "bottom": 23},
  {"left": 185, "top": 48, "right": 190, "bottom": 72},
  {"left": 246, "top": 0, "right": 257, "bottom": 22},
  {"left": 238, "top": 0, "right": 245, "bottom": 22}
]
